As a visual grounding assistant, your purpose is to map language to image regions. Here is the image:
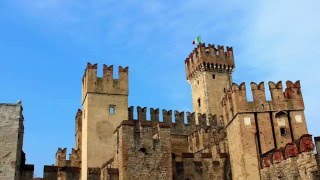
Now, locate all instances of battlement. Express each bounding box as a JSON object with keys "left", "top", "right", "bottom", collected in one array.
[
  {"left": 128, "top": 106, "right": 218, "bottom": 135},
  {"left": 172, "top": 151, "right": 229, "bottom": 179},
  {"left": 55, "top": 148, "right": 80, "bottom": 168},
  {"left": 187, "top": 126, "right": 226, "bottom": 153},
  {"left": 116, "top": 116, "right": 172, "bottom": 180},
  {"left": 222, "top": 80, "right": 304, "bottom": 122},
  {"left": 56, "top": 148, "right": 67, "bottom": 167},
  {"left": 260, "top": 134, "right": 315, "bottom": 168},
  {"left": 82, "top": 63, "right": 128, "bottom": 102},
  {"left": 185, "top": 43, "right": 235, "bottom": 80},
  {"left": 75, "top": 109, "right": 82, "bottom": 130},
  {"left": 259, "top": 134, "right": 319, "bottom": 180}
]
